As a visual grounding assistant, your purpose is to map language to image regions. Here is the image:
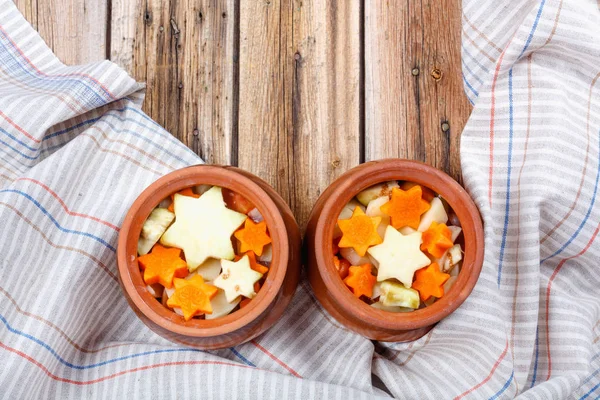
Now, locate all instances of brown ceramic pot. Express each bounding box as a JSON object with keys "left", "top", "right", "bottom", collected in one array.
[
  {"left": 117, "top": 165, "right": 301, "bottom": 349},
  {"left": 304, "top": 159, "right": 484, "bottom": 342}
]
